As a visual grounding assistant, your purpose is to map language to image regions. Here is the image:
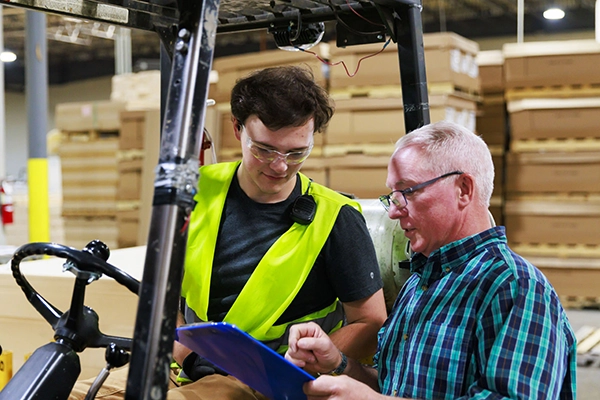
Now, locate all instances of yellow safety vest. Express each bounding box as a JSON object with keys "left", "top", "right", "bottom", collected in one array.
[{"left": 182, "top": 161, "right": 361, "bottom": 351}]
